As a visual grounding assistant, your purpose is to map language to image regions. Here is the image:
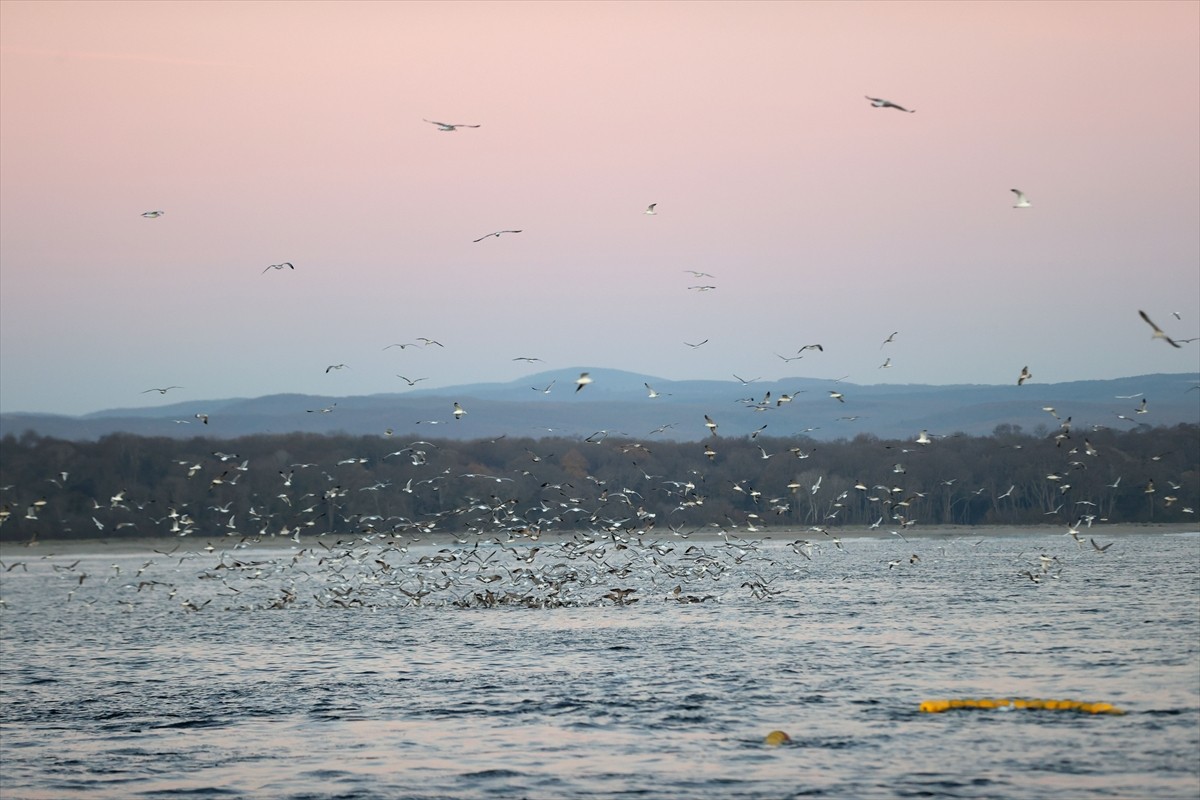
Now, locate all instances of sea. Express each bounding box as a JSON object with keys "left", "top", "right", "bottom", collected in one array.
[{"left": 1, "top": 527, "right": 1198, "bottom": 800}]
